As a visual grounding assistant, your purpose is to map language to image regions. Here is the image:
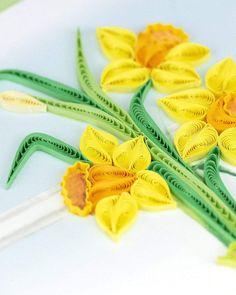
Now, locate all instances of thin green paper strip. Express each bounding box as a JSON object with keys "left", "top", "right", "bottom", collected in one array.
[
  {"left": 6, "top": 132, "right": 89, "bottom": 188},
  {"left": 37, "top": 97, "right": 137, "bottom": 141},
  {"left": 204, "top": 147, "right": 236, "bottom": 214}
]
